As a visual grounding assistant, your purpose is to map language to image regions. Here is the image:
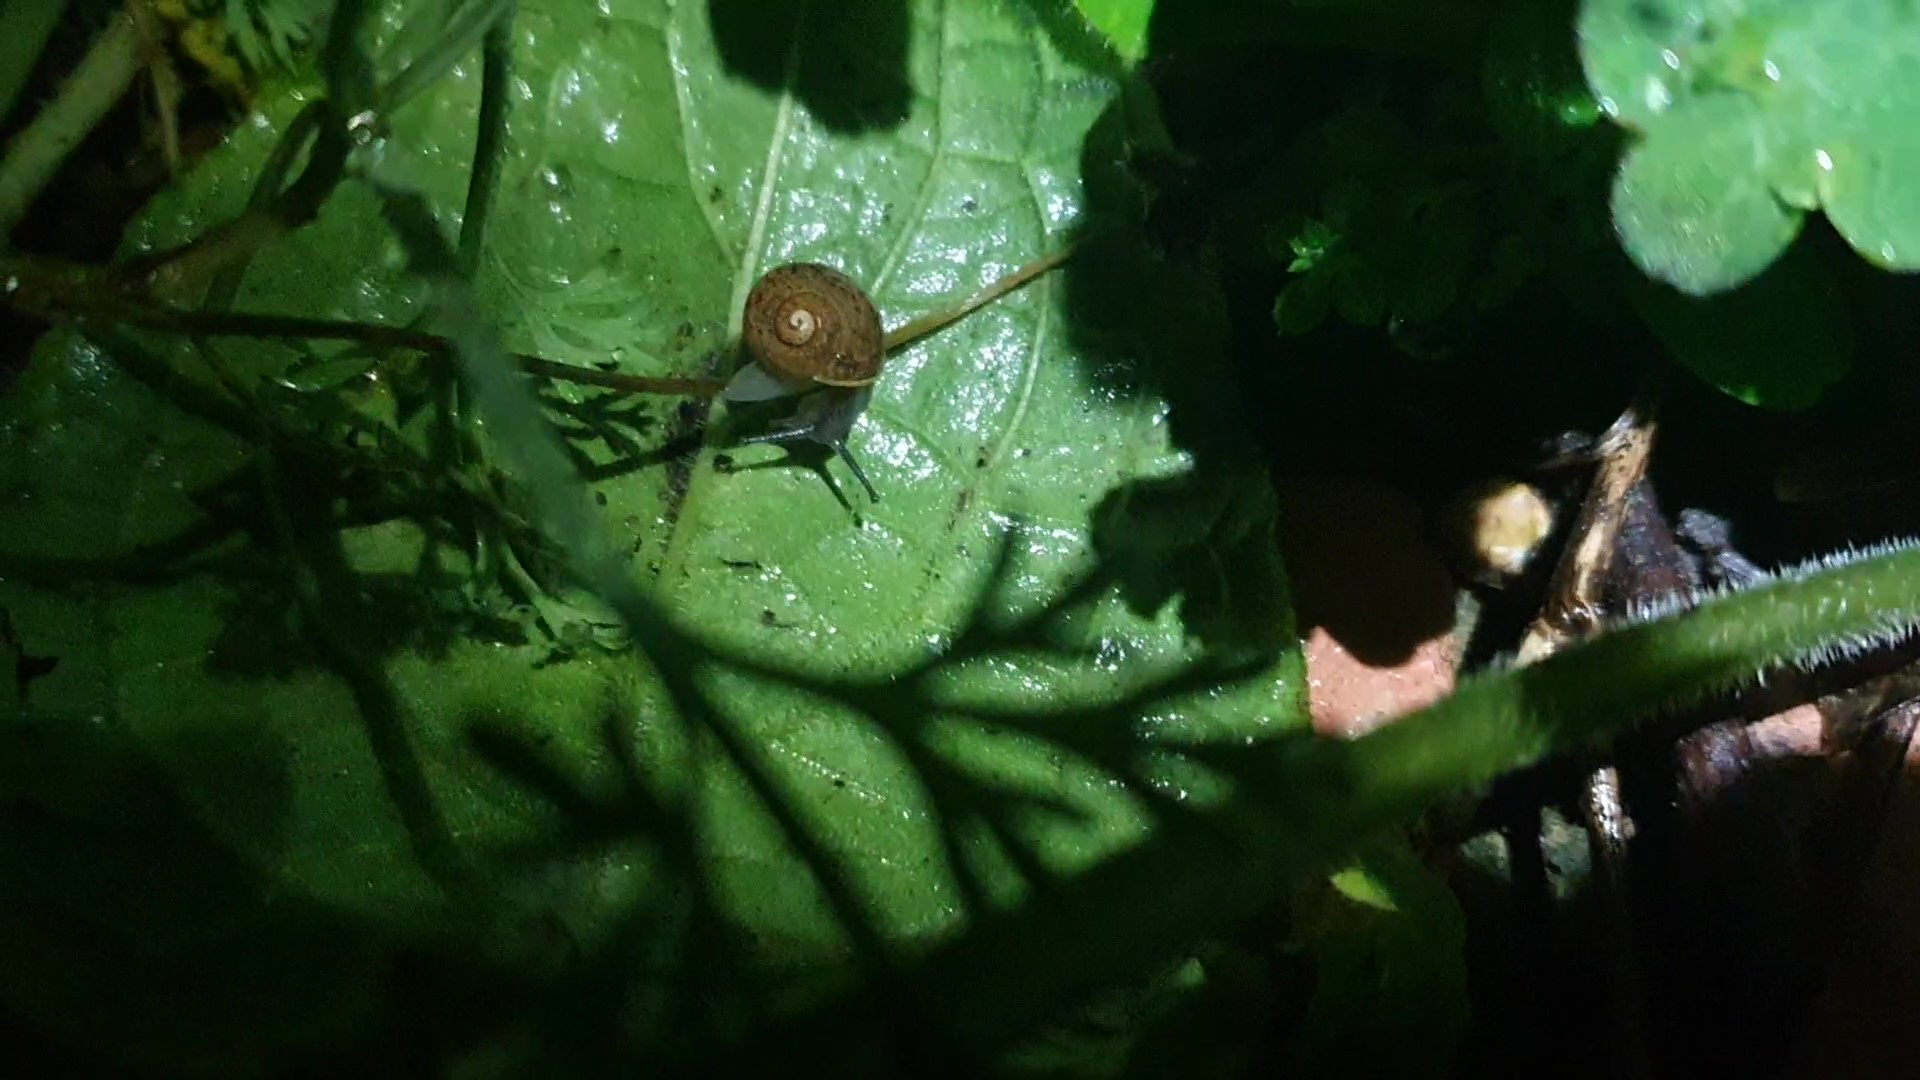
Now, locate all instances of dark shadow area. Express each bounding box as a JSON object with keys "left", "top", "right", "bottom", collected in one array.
[
  {"left": 711, "top": 440, "right": 864, "bottom": 517},
  {"left": 537, "top": 384, "right": 665, "bottom": 469},
  {"left": 0, "top": 715, "right": 404, "bottom": 1075},
  {"left": 707, "top": 0, "right": 913, "bottom": 134},
  {"left": 205, "top": 558, "right": 532, "bottom": 676},
  {"left": 1046, "top": 0, "right": 1920, "bottom": 1074},
  {"left": 1595, "top": 642, "right": 1920, "bottom": 1079},
  {"left": 1269, "top": 475, "right": 1457, "bottom": 666},
  {"left": 1, "top": 519, "right": 1300, "bottom": 1074}
]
